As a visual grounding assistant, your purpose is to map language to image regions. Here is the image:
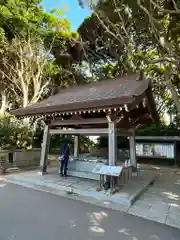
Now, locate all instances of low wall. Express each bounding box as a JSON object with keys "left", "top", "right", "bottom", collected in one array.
[
  {"left": 14, "top": 149, "right": 41, "bottom": 168},
  {"left": 0, "top": 151, "right": 10, "bottom": 163},
  {"left": 0, "top": 151, "right": 14, "bottom": 169}
]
